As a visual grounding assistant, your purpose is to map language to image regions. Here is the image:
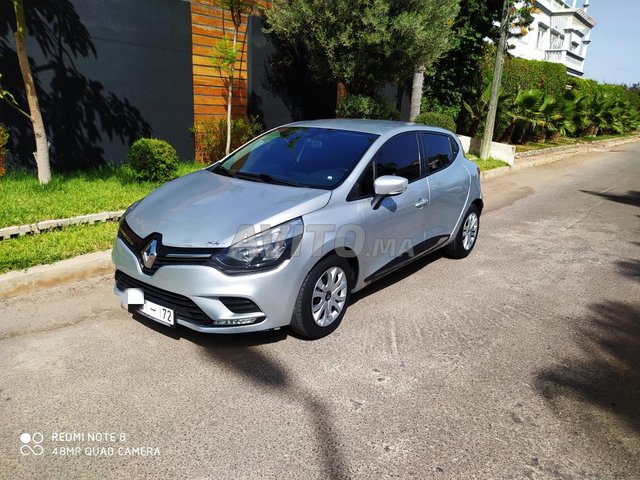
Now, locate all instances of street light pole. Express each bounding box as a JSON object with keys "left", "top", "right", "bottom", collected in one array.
[{"left": 480, "top": 0, "right": 512, "bottom": 160}]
